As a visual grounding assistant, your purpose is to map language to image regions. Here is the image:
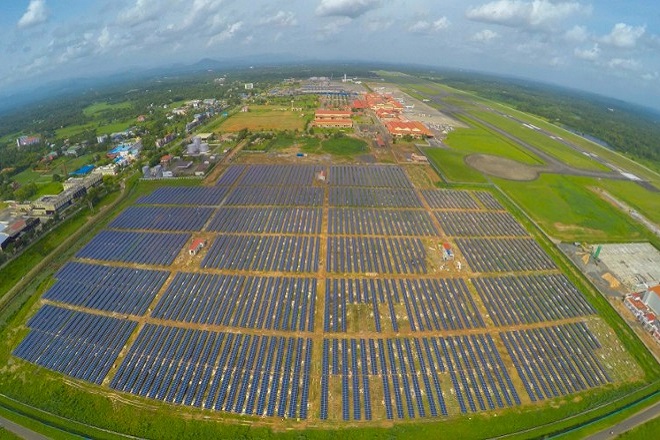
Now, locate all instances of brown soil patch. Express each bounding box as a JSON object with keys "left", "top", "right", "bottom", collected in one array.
[{"left": 465, "top": 154, "right": 543, "bottom": 181}]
